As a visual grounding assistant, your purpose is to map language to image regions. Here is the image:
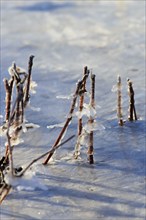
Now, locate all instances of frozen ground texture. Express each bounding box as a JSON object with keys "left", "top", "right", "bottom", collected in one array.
[{"left": 0, "top": 0, "right": 145, "bottom": 219}]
